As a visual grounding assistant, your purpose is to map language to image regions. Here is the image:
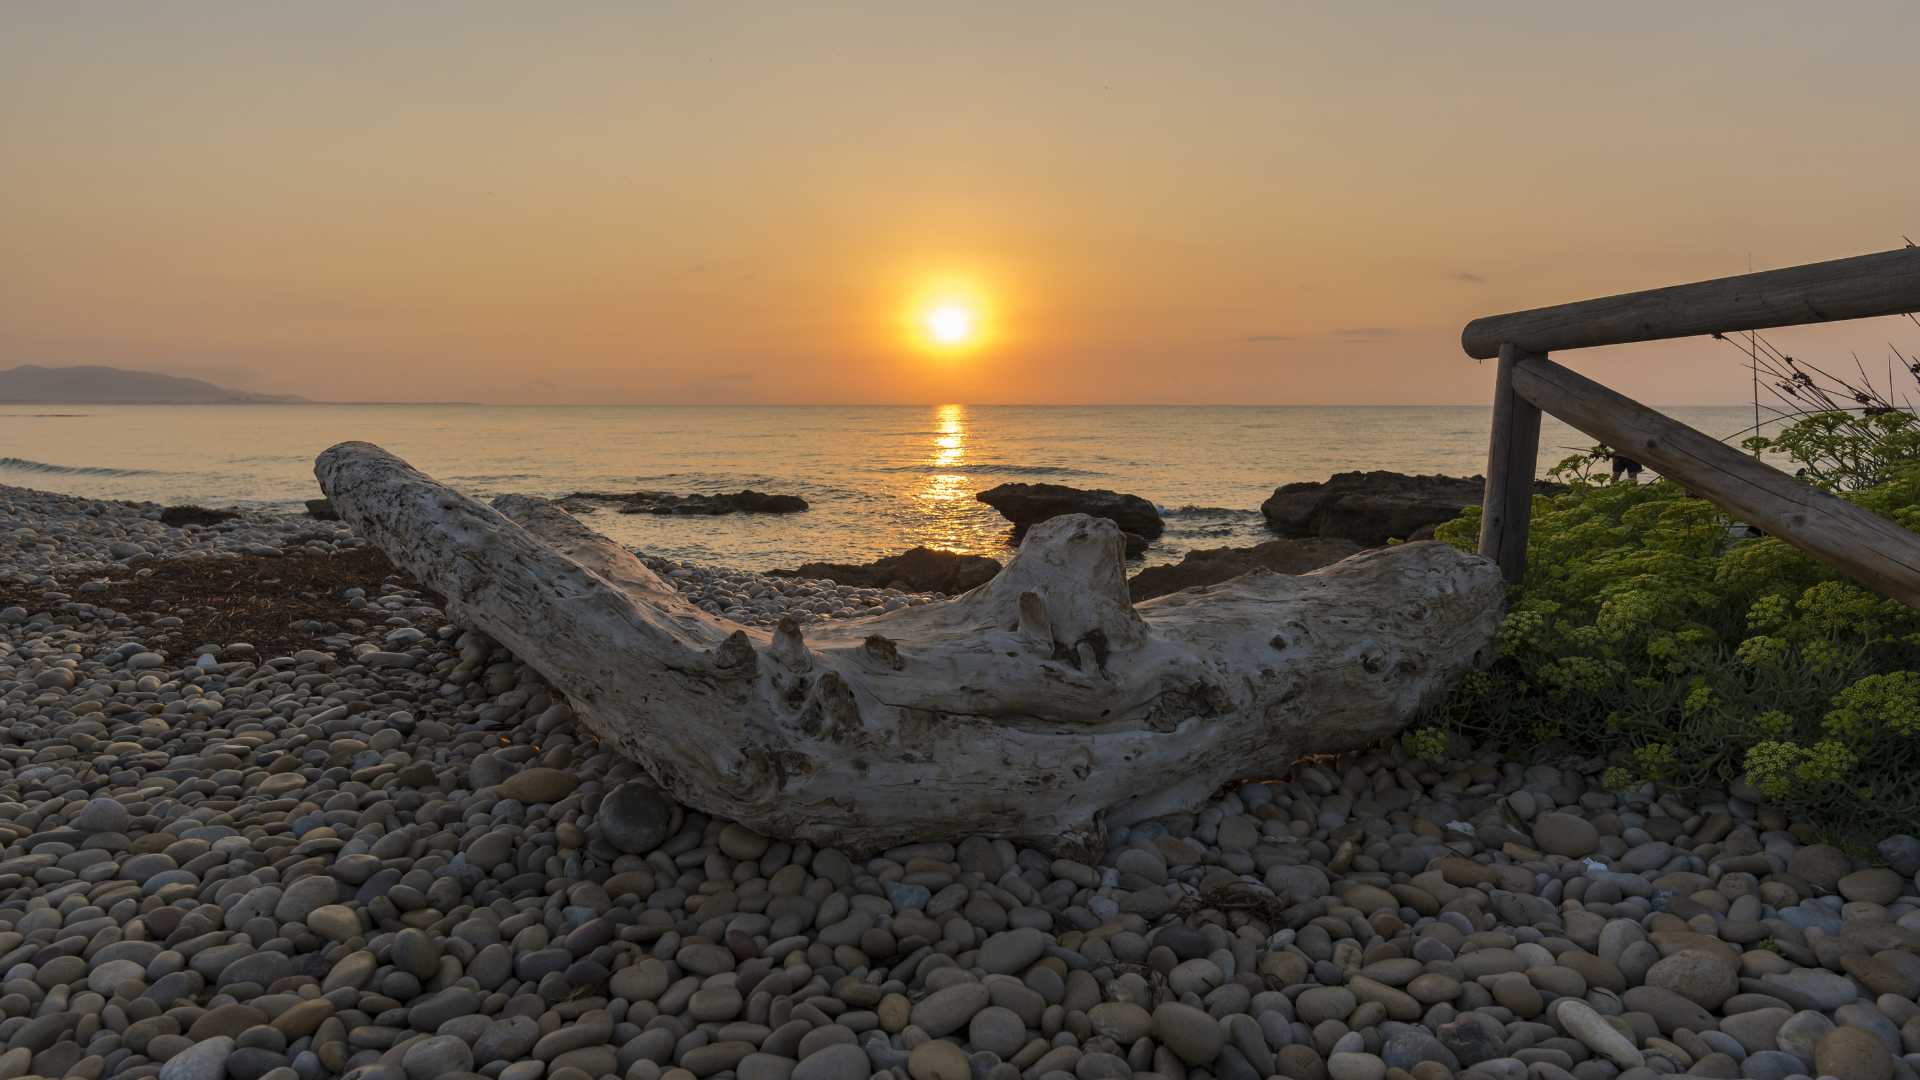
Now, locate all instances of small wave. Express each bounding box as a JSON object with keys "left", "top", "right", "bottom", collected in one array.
[
  {"left": 1161, "top": 505, "right": 1262, "bottom": 518},
  {"left": 0, "top": 456, "right": 159, "bottom": 477},
  {"left": 864, "top": 463, "right": 1103, "bottom": 477}
]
